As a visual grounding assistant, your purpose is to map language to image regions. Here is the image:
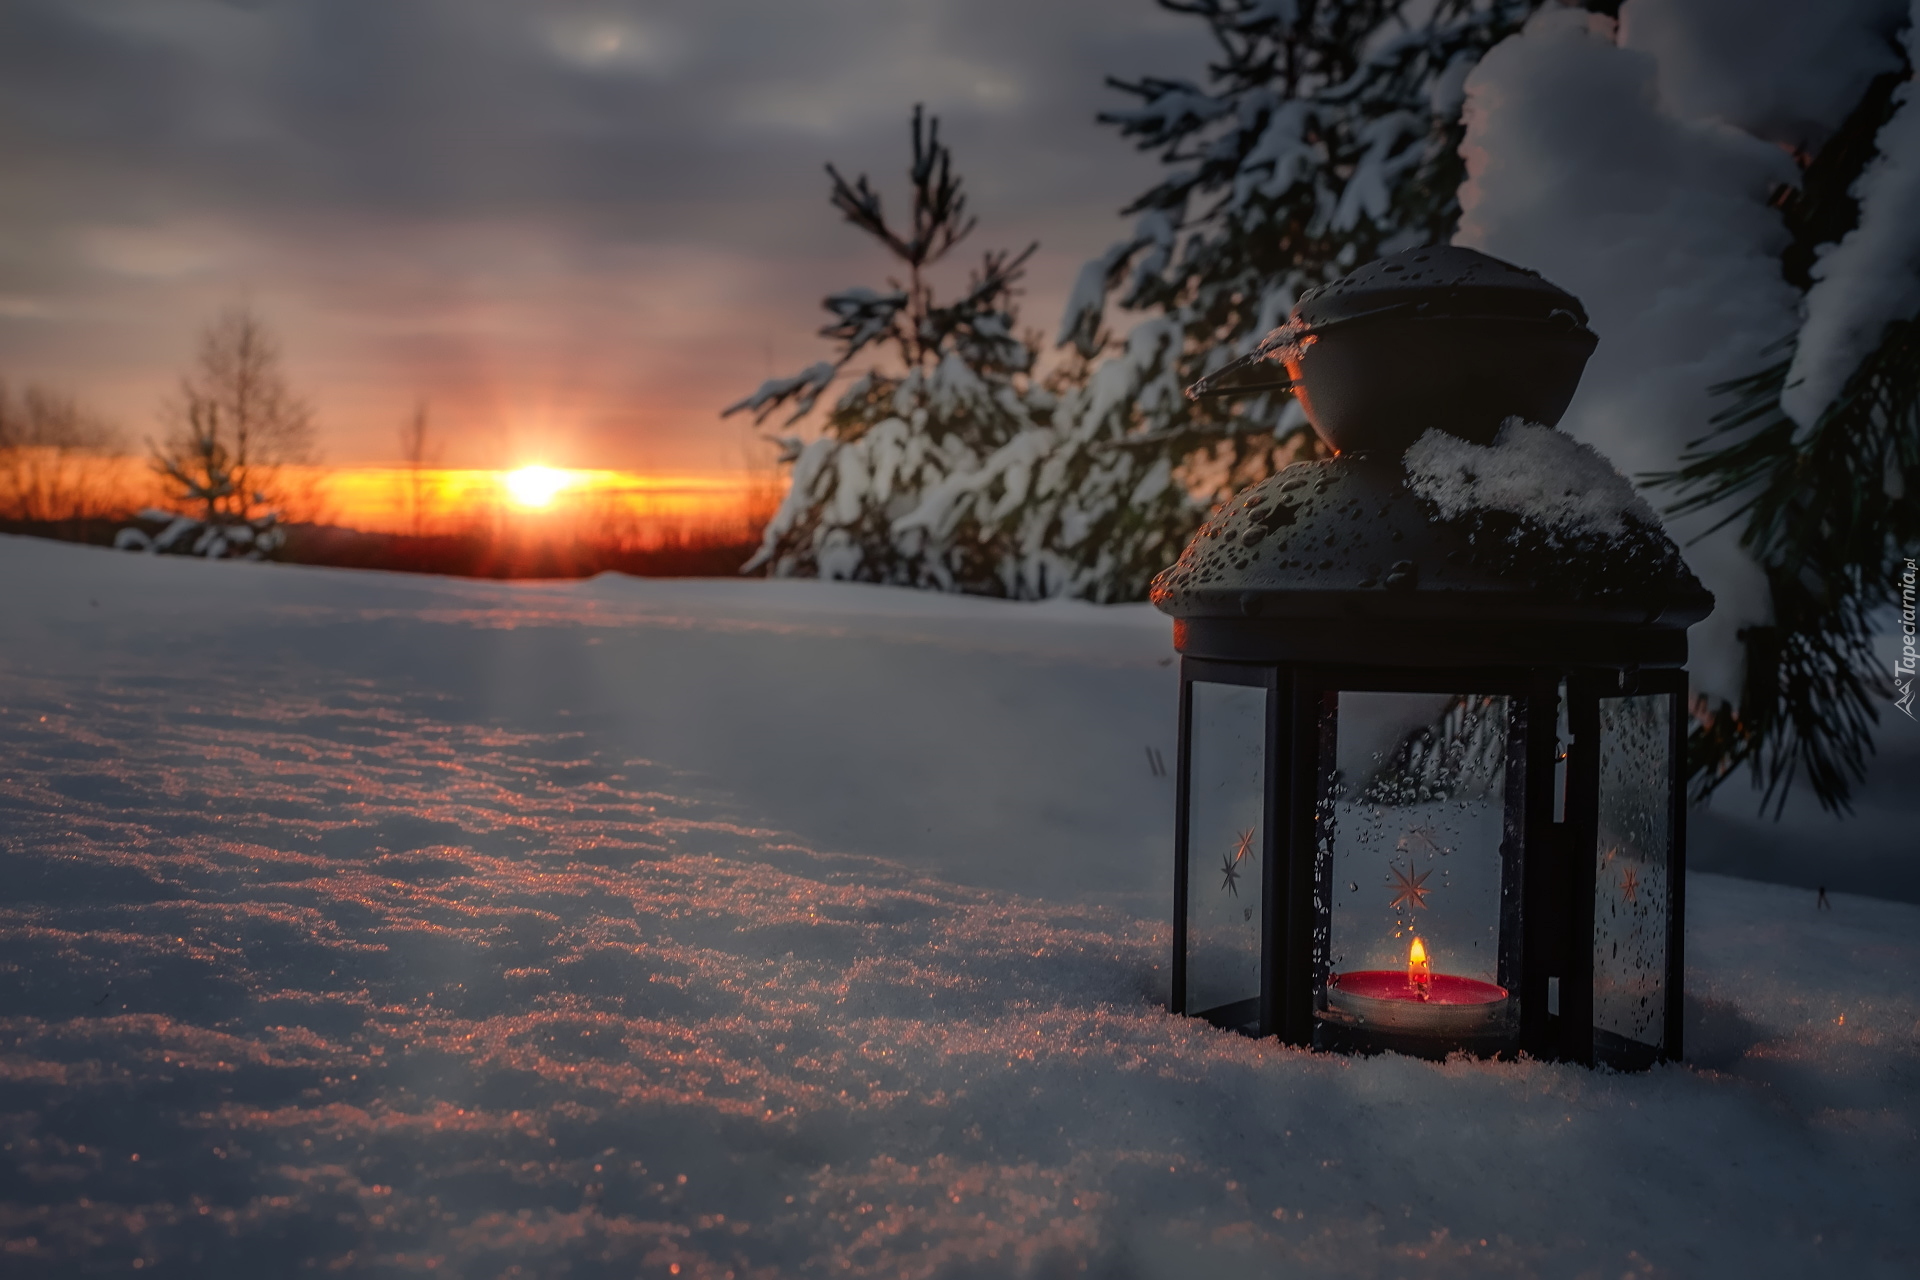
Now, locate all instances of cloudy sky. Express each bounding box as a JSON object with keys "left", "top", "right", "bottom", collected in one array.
[{"left": 0, "top": 0, "right": 1213, "bottom": 472}]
